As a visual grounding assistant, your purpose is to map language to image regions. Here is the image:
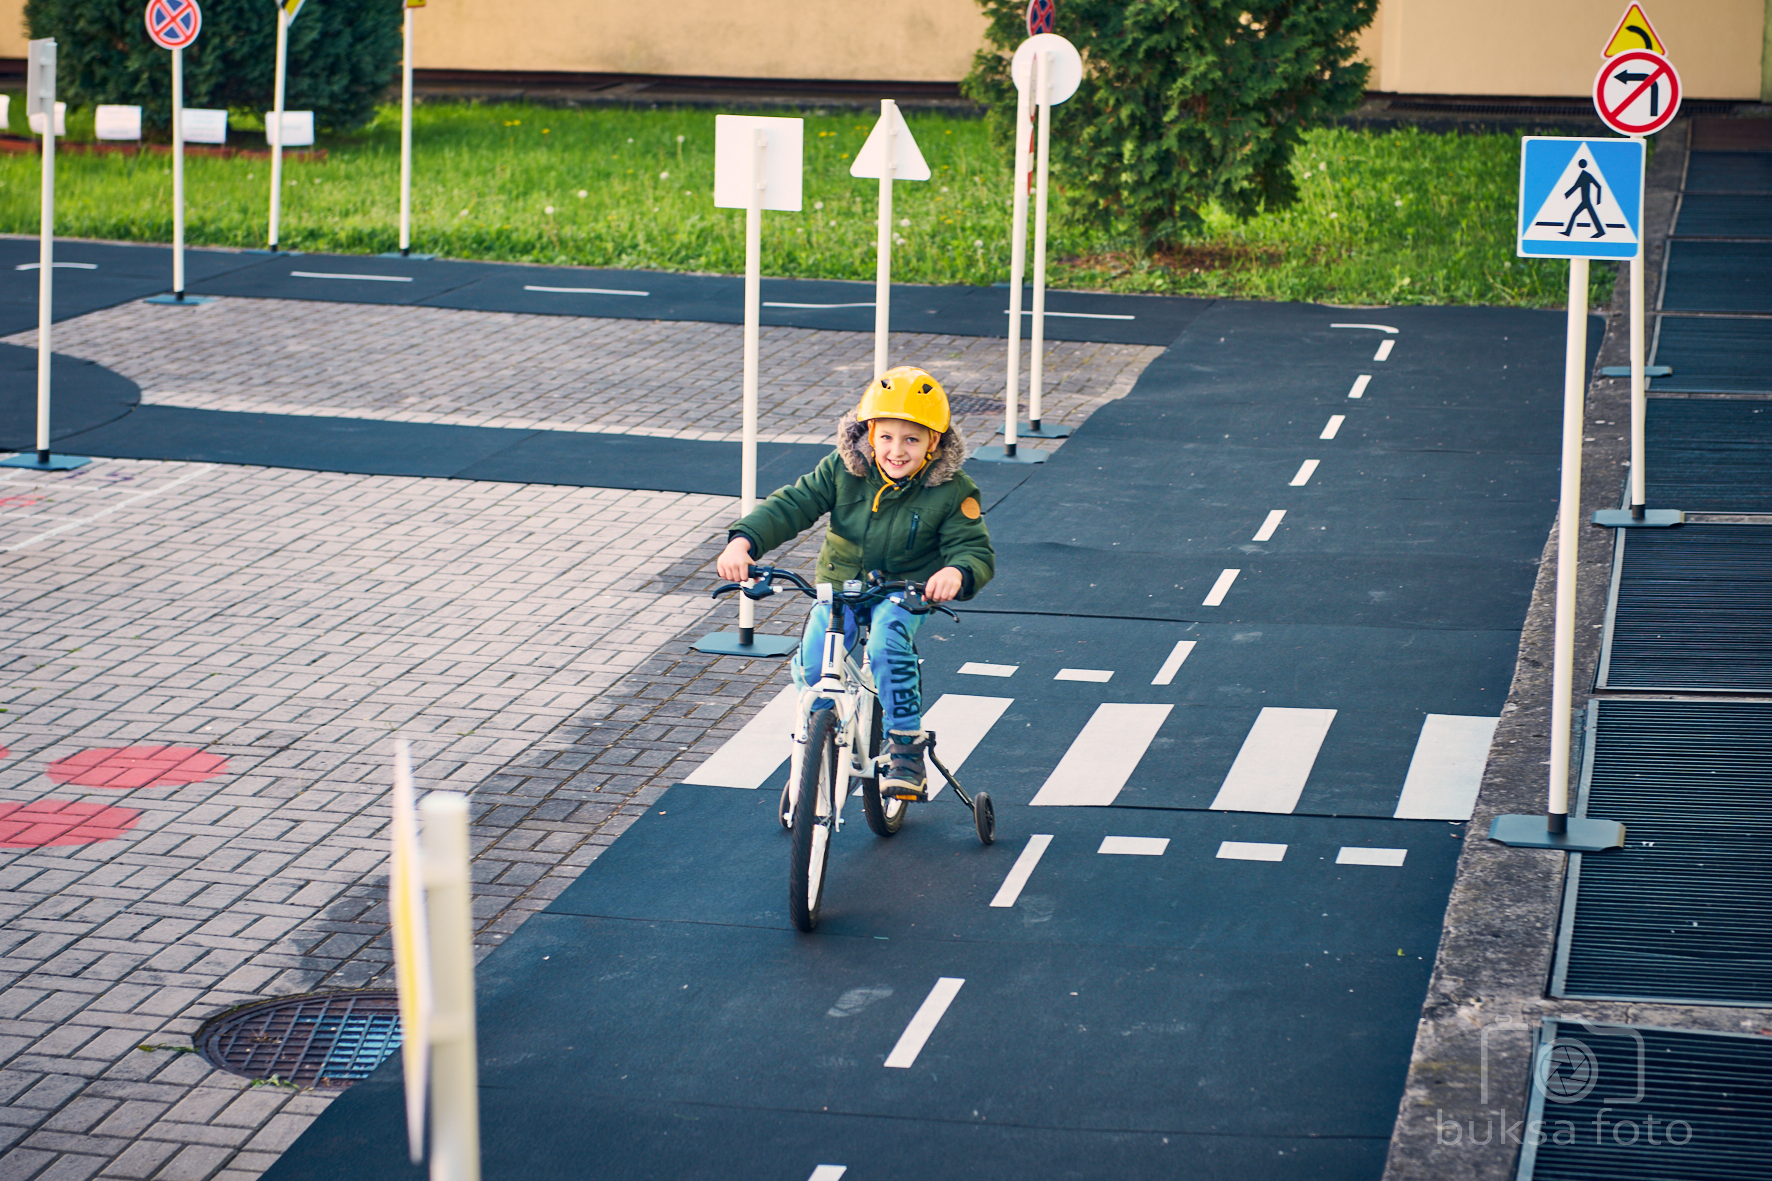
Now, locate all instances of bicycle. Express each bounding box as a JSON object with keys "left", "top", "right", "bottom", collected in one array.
[{"left": 712, "top": 565, "right": 996, "bottom": 932}]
